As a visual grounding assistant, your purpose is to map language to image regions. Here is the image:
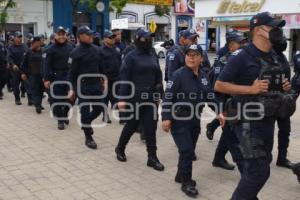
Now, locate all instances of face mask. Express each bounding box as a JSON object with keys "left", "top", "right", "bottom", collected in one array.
[
  {"left": 268, "top": 27, "right": 287, "bottom": 52},
  {"left": 272, "top": 38, "right": 287, "bottom": 53},
  {"left": 136, "top": 39, "right": 152, "bottom": 52},
  {"left": 269, "top": 27, "right": 285, "bottom": 45}
]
